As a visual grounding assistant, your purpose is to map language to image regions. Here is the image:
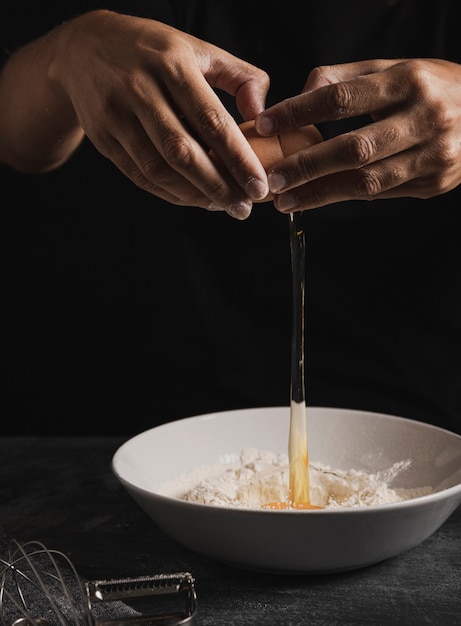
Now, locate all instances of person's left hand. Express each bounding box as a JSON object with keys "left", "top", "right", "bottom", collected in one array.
[{"left": 254, "top": 58, "right": 461, "bottom": 212}]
